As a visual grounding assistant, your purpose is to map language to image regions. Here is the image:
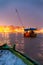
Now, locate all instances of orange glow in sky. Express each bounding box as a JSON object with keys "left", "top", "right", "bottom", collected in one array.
[
  {"left": 35, "top": 29, "right": 43, "bottom": 34},
  {"left": 0, "top": 26, "right": 24, "bottom": 33},
  {"left": 39, "top": 29, "right": 43, "bottom": 33},
  {"left": 0, "top": 26, "right": 43, "bottom": 34}
]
